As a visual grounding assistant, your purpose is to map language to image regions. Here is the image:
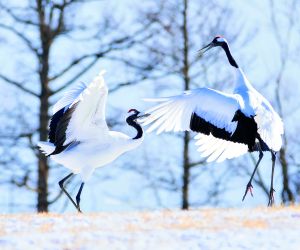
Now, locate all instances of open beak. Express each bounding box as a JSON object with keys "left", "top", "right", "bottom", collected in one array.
[{"left": 197, "top": 42, "right": 214, "bottom": 58}]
